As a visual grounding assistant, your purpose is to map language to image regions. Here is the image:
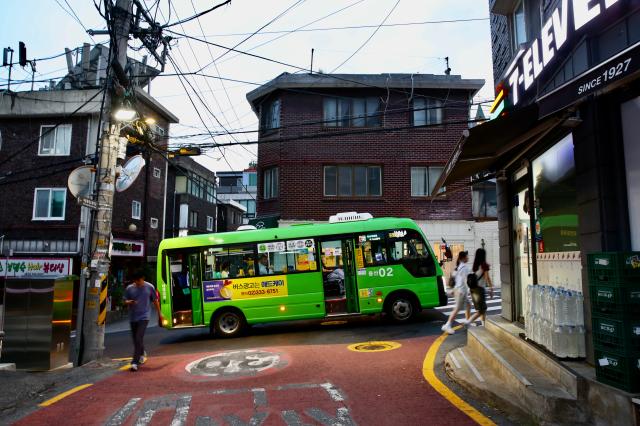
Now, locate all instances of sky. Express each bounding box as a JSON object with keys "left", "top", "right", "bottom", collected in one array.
[{"left": 0, "top": 0, "right": 494, "bottom": 172}]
